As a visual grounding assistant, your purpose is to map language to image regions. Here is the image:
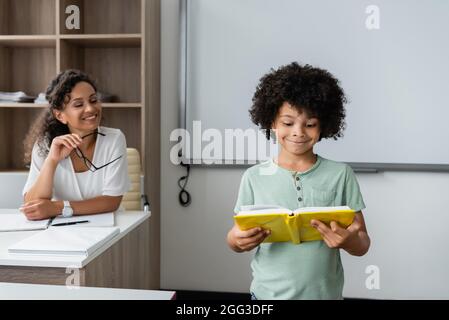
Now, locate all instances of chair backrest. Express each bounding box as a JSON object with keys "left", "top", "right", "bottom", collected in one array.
[{"left": 122, "top": 148, "right": 142, "bottom": 210}]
